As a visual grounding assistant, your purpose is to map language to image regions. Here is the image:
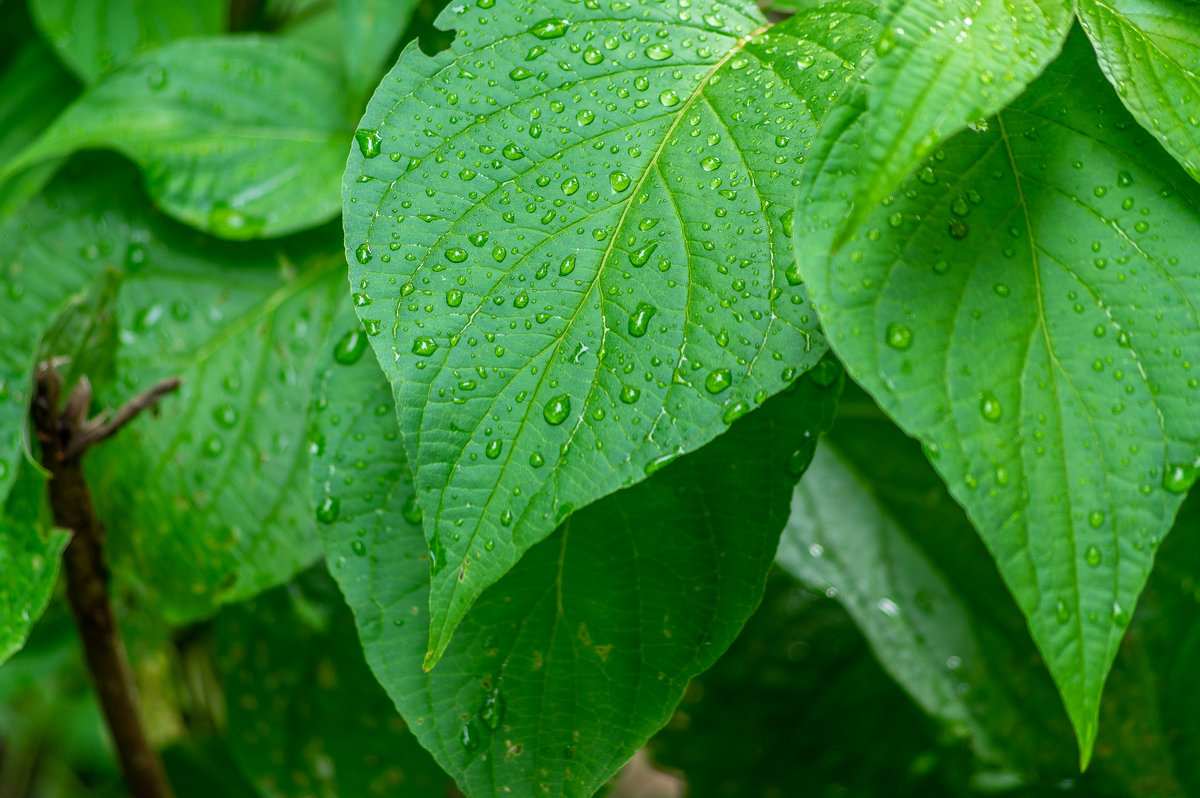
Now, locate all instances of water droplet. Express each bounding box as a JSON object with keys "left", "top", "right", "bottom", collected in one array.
[
  {"left": 1055, "top": 597, "right": 1071, "bottom": 624},
  {"left": 628, "top": 302, "right": 657, "bottom": 337},
  {"left": 645, "top": 43, "right": 673, "bottom": 60},
  {"left": 705, "top": 368, "right": 732, "bottom": 394},
  {"left": 1087, "top": 510, "right": 1105, "bottom": 529},
  {"left": 446, "top": 247, "right": 468, "bottom": 263},
  {"left": 629, "top": 242, "right": 657, "bottom": 267},
  {"left": 559, "top": 254, "right": 577, "bottom": 276},
  {"left": 333, "top": 329, "right": 369, "bottom": 365},
  {"left": 202, "top": 435, "right": 224, "bottom": 458},
  {"left": 354, "top": 129, "right": 382, "bottom": 158},
  {"left": 722, "top": 401, "right": 749, "bottom": 425},
  {"left": 885, "top": 322, "right": 913, "bottom": 351},
  {"left": 610, "top": 171, "right": 631, "bottom": 192},
  {"left": 480, "top": 689, "right": 505, "bottom": 730},
  {"left": 317, "top": 496, "right": 340, "bottom": 524},
  {"left": 619, "top": 385, "right": 640, "bottom": 404},
  {"left": 701, "top": 156, "right": 721, "bottom": 172},
  {"left": 543, "top": 394, "right": 571, "bottom": 425},
  {"left": 1085, "top": 544, "right": 1102, "bottom": 567},
  {"left": 355, "top": 243, "right": 373, "bottom": 264},
  {"left": 446, "top": 289, "right": 464, "bottom": 307},
  {"left": 485, "top": 439, "right": 504, "bottom": 459},
  {"left": 979, "top": 392, "right": 1002, "bottom": 422},
  {"left": 213, "top": 405, "right": 239, "bottom": 428},
  {"left": 401, "top": 494, "right": 423, "bottom": 525},
  {"left": 1163, "top": 462, "right": 1197, "bottom": 493},
  {"left": 561, "top": 177, "right": 579, "bottom": 195},
  {"left": 459, "top": 719, "right": 482, "bottom": 753},
  {"left": 530, "top": 18, "right": 570, "bottom": 39},
  {"left": 530, "top": 452, "right": 545, "bottom": 467},
  {"left": 412, "top": 337, "right": 439, "bottom": 356},
  {"left": 658, "top": 89, "right": 680, "bottom": 107}
]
